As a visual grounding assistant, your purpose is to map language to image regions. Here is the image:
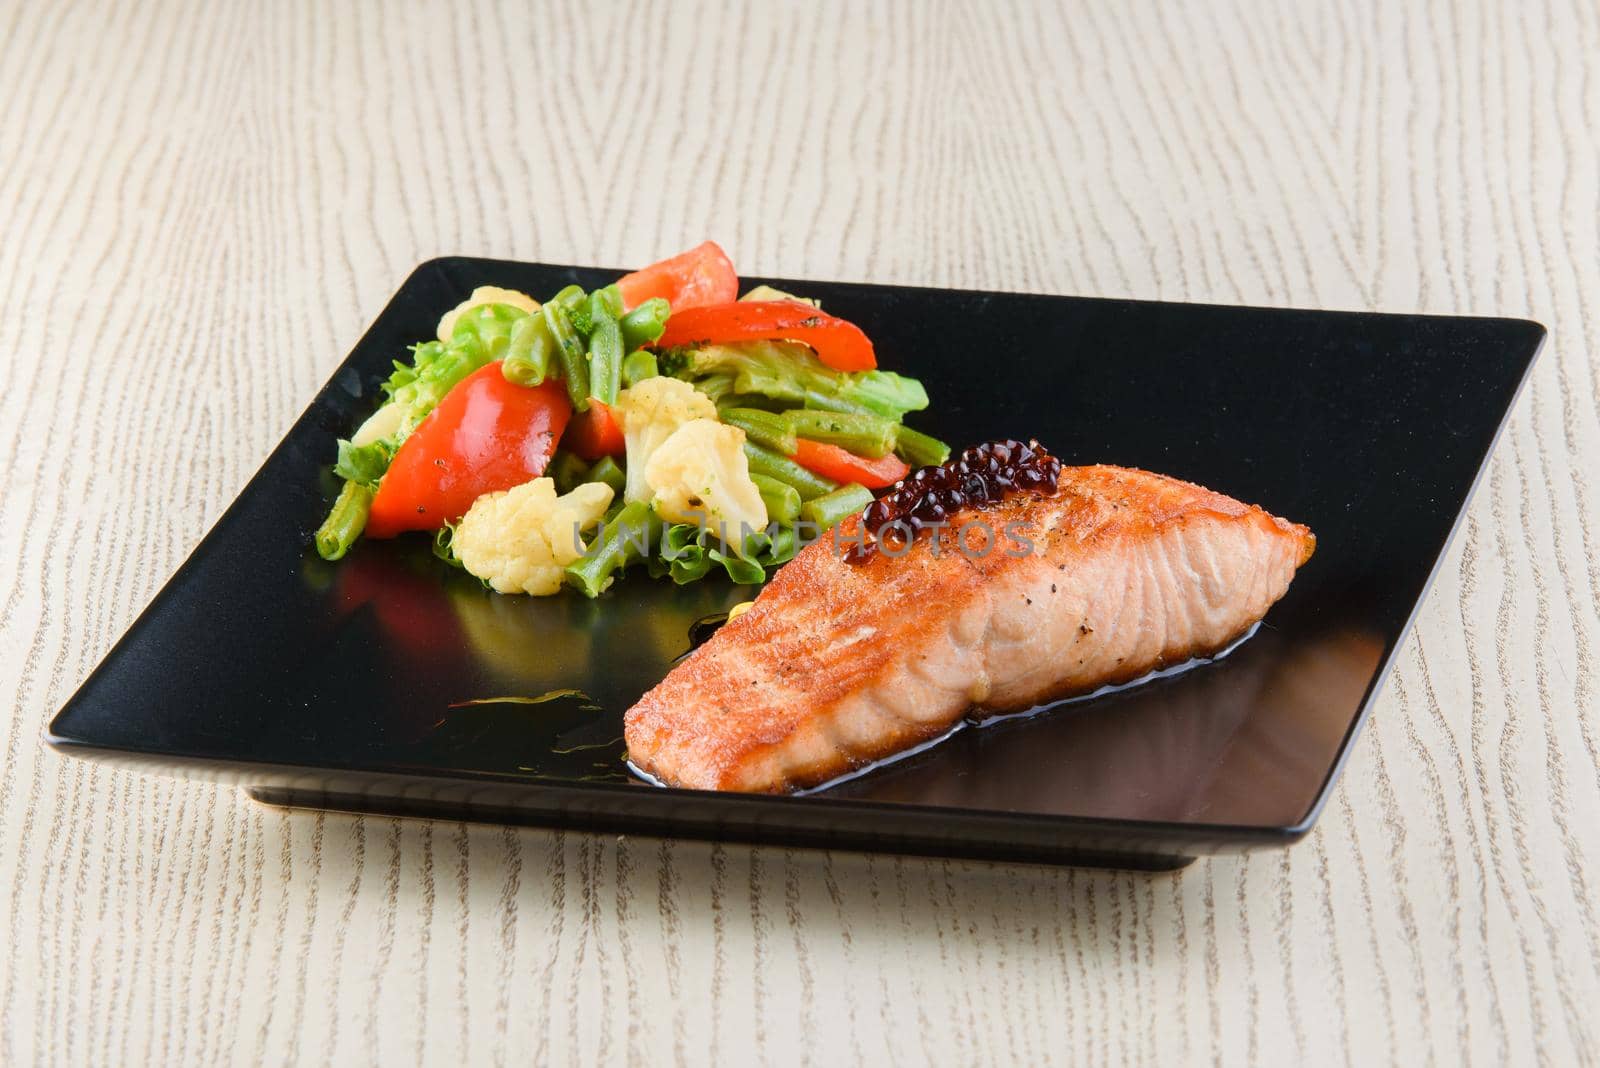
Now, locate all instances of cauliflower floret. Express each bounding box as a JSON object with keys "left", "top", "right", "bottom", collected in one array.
[
  {"left": 436, "top": 286, "right": 540, "bottom": 342},
  {"left": 739, "top": 284, "right": 819, "bottom": 308},
  {"left": 453, "top": 478, "right": 613, "bottom": 595},
  {"left": 350, "top": 398, "right": 404, "bottom": 446},
  {"left": 612, "top": 377, "right": 717, "bottom": 504},
  {"left": 644, "top": 419, "right": 768, "bottom": 547}
]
